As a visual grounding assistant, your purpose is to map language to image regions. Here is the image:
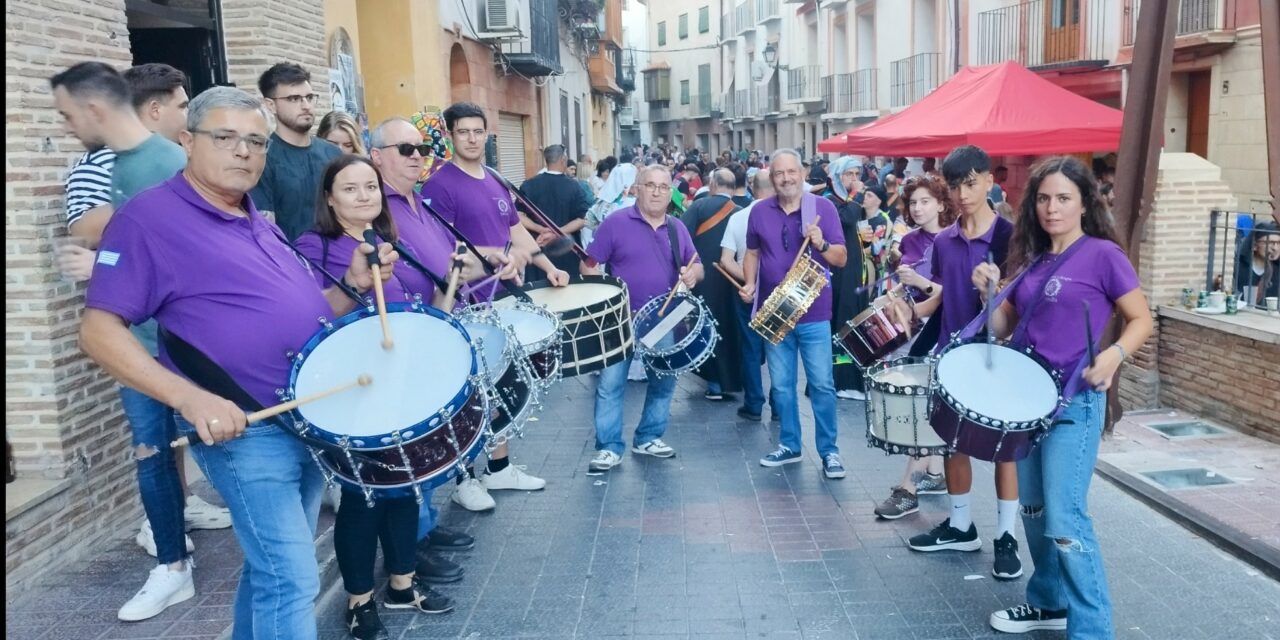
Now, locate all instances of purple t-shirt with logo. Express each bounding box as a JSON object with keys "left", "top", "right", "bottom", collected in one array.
[
  {"left": 85, "top": 174, "right": 334, "bottom": 408},
  {"left": 419, "top": 162, "right": 520, "bottom": 248},
  {"left": 1009, "top": 236, "right": 1140, "bottom": 377},
  {"left": 384, "top": 185, "right": 457, "bottom": 287},
  {"left": 586, "top": 205, "right": 698, "bottom": 313},
  {"left": 931, "top": 215, "right": 1014, "bottom": 347},
  {"left": 294, "top": 232, "right": 437, "bottom": 304},
  {"left": 745, "top": 195, "right": 846, "bottom": 324}
]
